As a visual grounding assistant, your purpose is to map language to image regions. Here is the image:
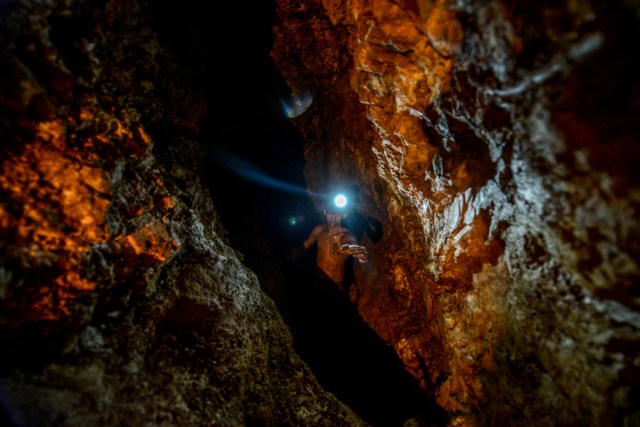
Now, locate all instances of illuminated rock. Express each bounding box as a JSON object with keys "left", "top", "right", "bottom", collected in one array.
[{"left": 273, "top": 0, "right": 640, "bottom": 424}]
